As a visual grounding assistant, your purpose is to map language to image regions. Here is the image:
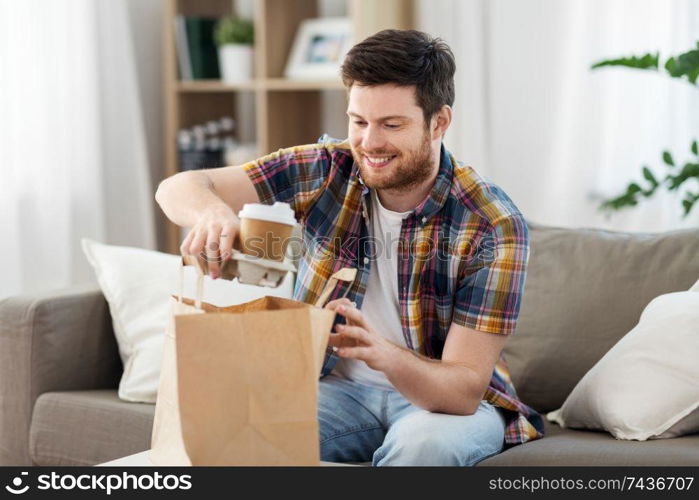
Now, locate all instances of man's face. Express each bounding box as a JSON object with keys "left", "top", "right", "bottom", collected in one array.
[{"left": 347, "top": 84, "right": 435, "bottom": 191}]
